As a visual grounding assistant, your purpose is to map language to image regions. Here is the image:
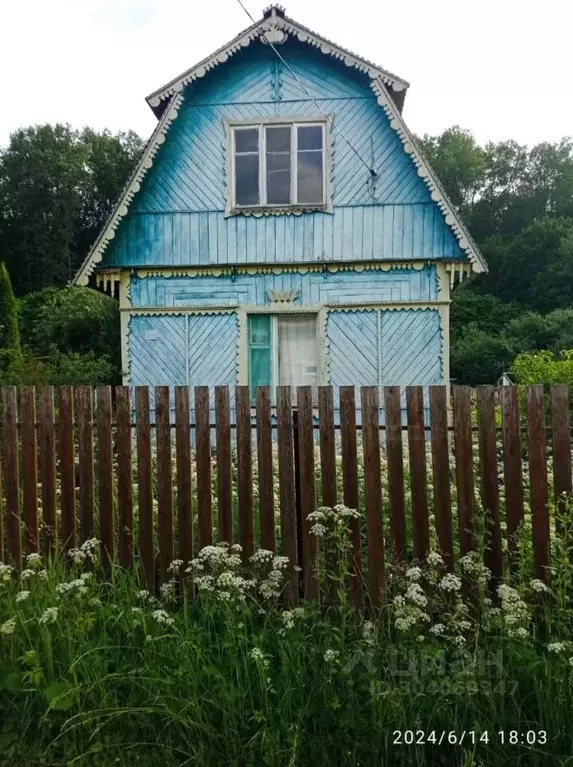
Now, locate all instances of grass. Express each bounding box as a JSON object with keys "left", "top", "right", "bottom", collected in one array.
[{"left": 2, "top": 501, "right": 573, "bottom": 767}]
